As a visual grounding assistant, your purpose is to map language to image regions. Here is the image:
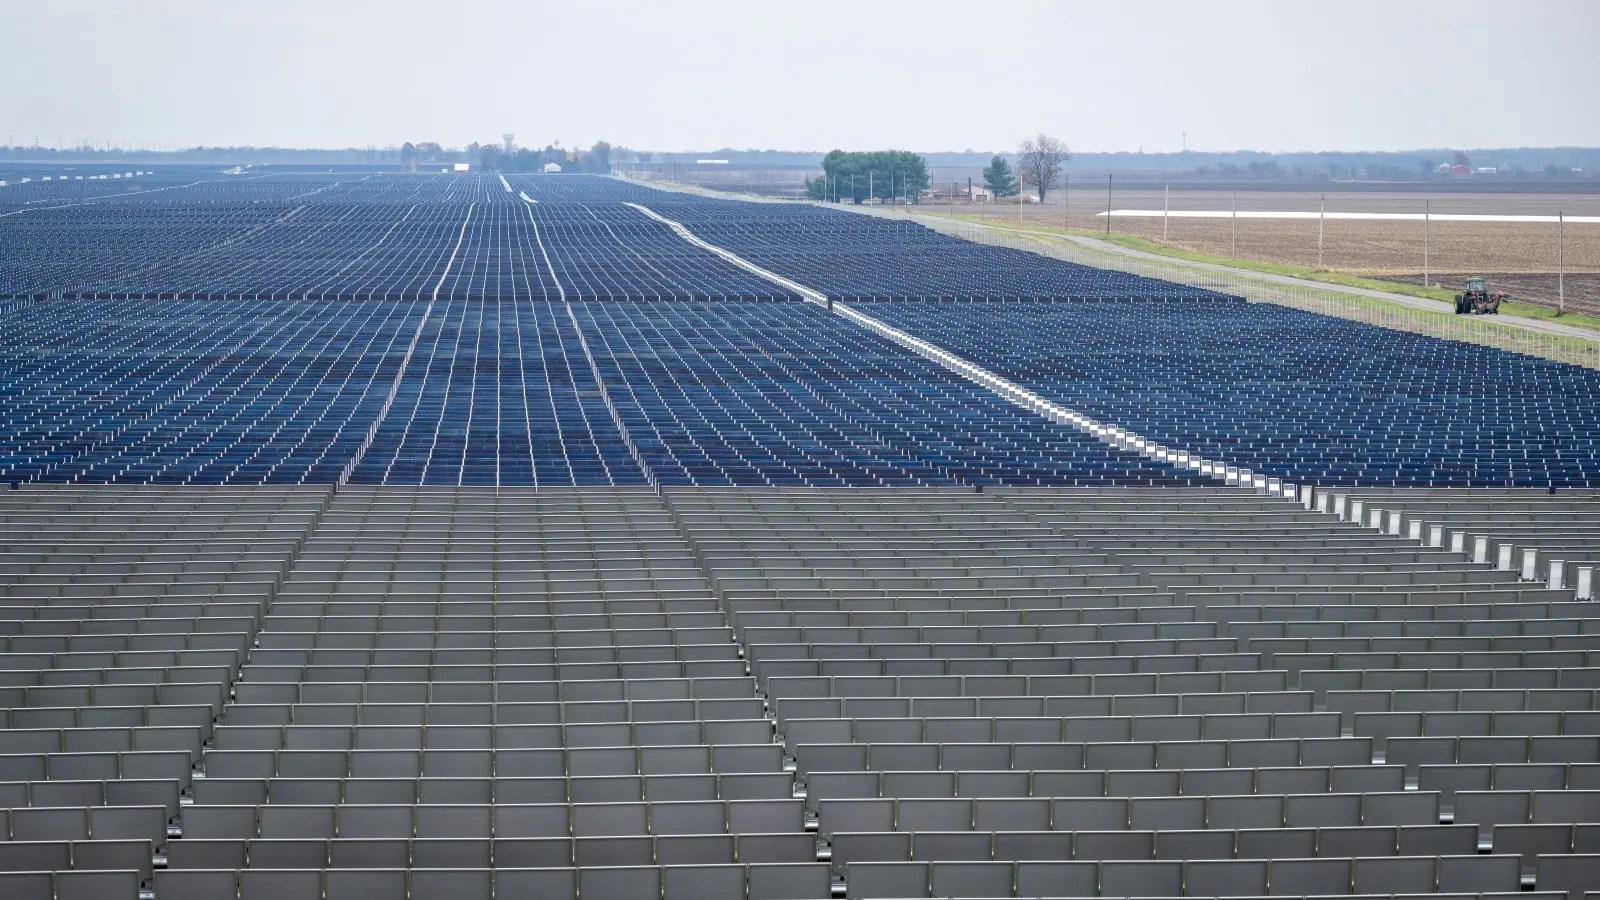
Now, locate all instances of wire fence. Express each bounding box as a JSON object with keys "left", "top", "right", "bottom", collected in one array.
[{"left": 879, "top": 209, "right": 1600, "bottom": 371}]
